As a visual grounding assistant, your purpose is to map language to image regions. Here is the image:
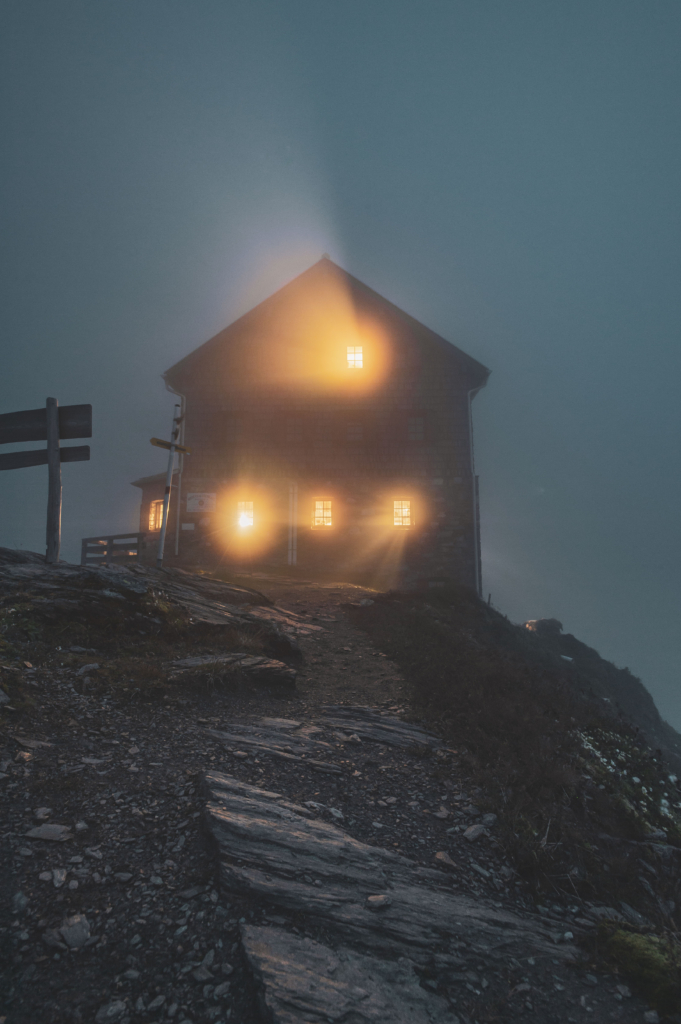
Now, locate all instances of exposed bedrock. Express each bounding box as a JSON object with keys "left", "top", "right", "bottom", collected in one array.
[
  {"left": 203, "top": 768, "right": 577, "bottom": 1021},
  {"left": 241, "top": 924, "right": 460, "bottom": 1024}
]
